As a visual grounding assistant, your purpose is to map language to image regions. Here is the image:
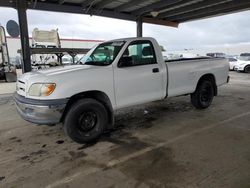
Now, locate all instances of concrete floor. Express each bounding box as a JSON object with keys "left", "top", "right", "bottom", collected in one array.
[
  {"left": 0, "top": 81, "right": 16, "bottom": 94},
  {"left": 0, "top": 72, "right": 250, "bottom": 188}
]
